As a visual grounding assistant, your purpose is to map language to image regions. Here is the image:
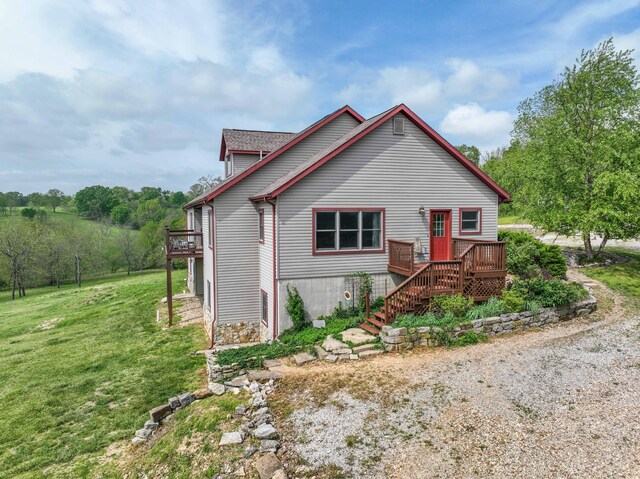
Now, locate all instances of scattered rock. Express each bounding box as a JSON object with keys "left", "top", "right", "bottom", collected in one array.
[
  {"left": 253, "top": 406, "right": 270, "bottom": 417},
  {"left": 244, "top": 445, "right": 258, "bottom": 458},
  {"left": 143, "top": 419, "right": 159, "bottom": 431},
  {"left": 135, "top": 428, "right": 153, "bottom": 439},
  {"left": 209, "top": 382, "right": 226, "bottom": 395},
  {"left": 259, "top": 439, "right": 280, "bottom": 453},
  {"left": 271, "top": 469, "right": 287, "bottom": 479},
  {"left": 353, "top": 343, "right": 377, "bottom": 353},
  {"left": 334, "top": 348, "right": 352, "bottom": 355},
  {"left": 254, "top": 452, "right": 282, "bottom": 479},
  {"left": 349, "top": 354, "right": 359, "bottom": 360},
  {"left": 219, "top": 431, "right": 244, "bottom": 446},
  {"left": 341, "top": 327, "right": 374, "bottom": 344},
  {"left": 248, "top": 370, "right": 284, "bottom": 381},
  {"left": 262, "top": 359, "right": 282, "bottom": 369},
  {"left": 293, "top": 352, "right": 316, "bottom": 366},
  {"left": 359, "top": 349, "right": 384, "bottom": 358},
  {"left": 233, "top": 465, "right": 246, "bottom": 477},
  {"left": 193, "top": 388, "right": 213, "bottom": 400},
  {"left": 314, "top": 345, "right": 328, "bottom": 360},
  {"left": 131, "top": 436, "right": 146, "bottom": 445},
  {"left": 178, "top": 392, "right": 195, "bottom": 407},
  {"left": 235, "top": 405, "right": 248, "bottom": 416},
  {"left": 325, "top": 354, "right": 338, "bottom": 363},
  {"left": 149, "top": 404, "right": 172, "bottom": 423},
  {"left": 322, "top": 335, "right": 349, "bottom": 352},
  {"left": 254, "top": 423, "right": 278, "bottom": 440},
  {"left": 312, "top": 319, "right": 326, "bottom": 328},
  {"left": 225, "top": 375, "right": 249, "bottom": 388}
]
